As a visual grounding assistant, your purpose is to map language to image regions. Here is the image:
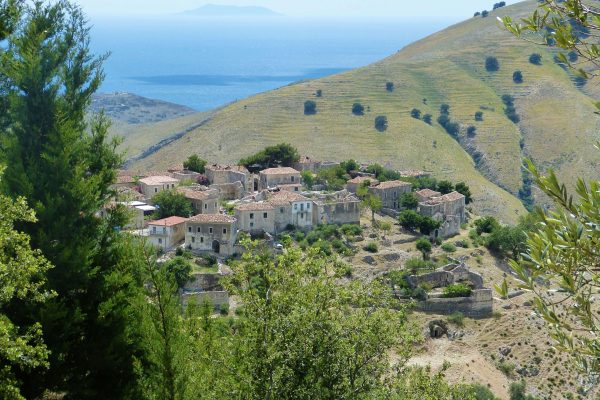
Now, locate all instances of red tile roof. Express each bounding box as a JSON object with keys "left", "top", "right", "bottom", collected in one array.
[
  {"left": 235, "top": 202, "right": 275, "bottom": 211},
  {"left": 188, "top": 214, "right": 236, "bottom": 224},
  {"left": 139, "top": 175, "right": 178, "bottom": 185},
  {"left": 268, "top": 190, "right": 309, "bottom": 205},
  {"left": 416, "top": 189, "right": 441, "bottom": 198},
  {"left": 372, "top": 180, "right": 412, "bottom": 190},
  {"left": 148, "top": 216, "right": 188, "bottom": 227},
  {"left": 177, "top": 188, "right": 218, "bottom": 200}
]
